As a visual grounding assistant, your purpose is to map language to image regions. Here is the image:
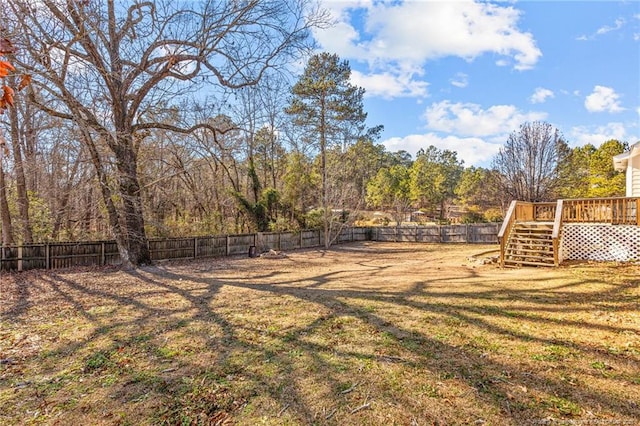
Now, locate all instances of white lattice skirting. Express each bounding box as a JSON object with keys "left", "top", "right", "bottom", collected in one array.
[{"left": 561, "top": 224, "right": 640, "bottom": 262}]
